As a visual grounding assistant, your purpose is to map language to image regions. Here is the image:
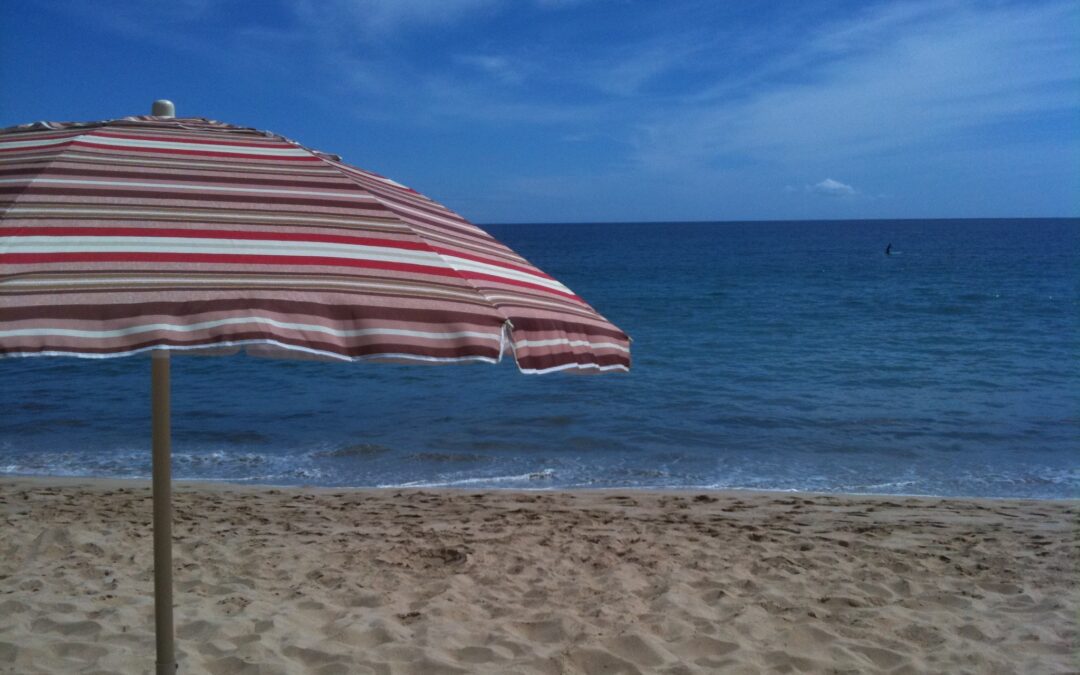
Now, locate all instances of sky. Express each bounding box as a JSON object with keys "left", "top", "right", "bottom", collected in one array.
[{"left": 1, "top": 0, "right": 1077, "bottom": 223}]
